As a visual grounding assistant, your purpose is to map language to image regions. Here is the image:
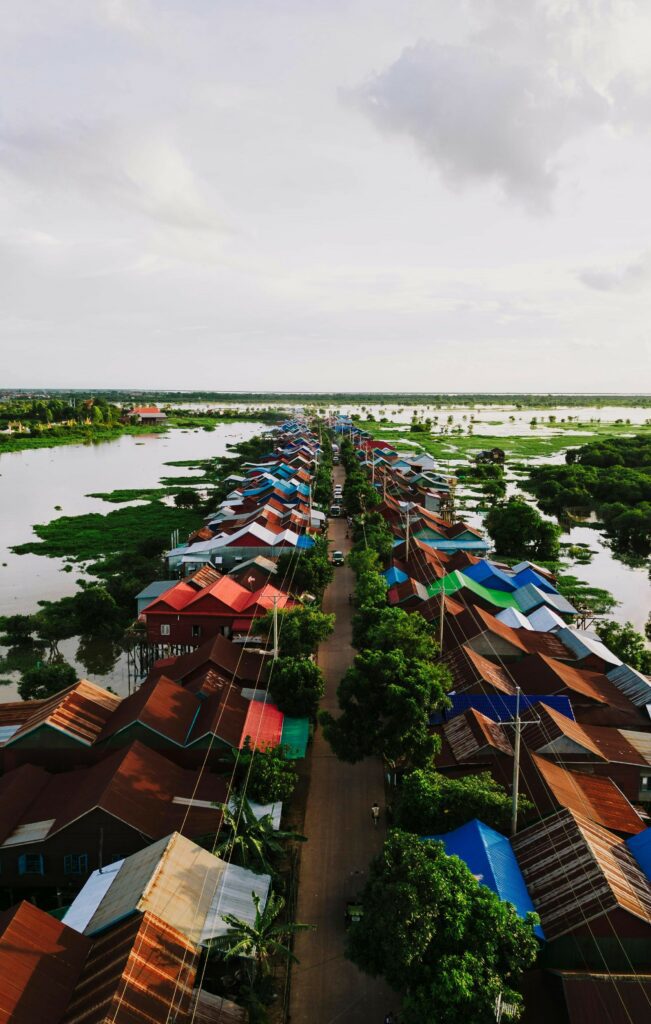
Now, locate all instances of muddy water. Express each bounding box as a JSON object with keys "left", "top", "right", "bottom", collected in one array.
[{"left": 0, "top": 422, "right": 262, "bottom": 696}]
